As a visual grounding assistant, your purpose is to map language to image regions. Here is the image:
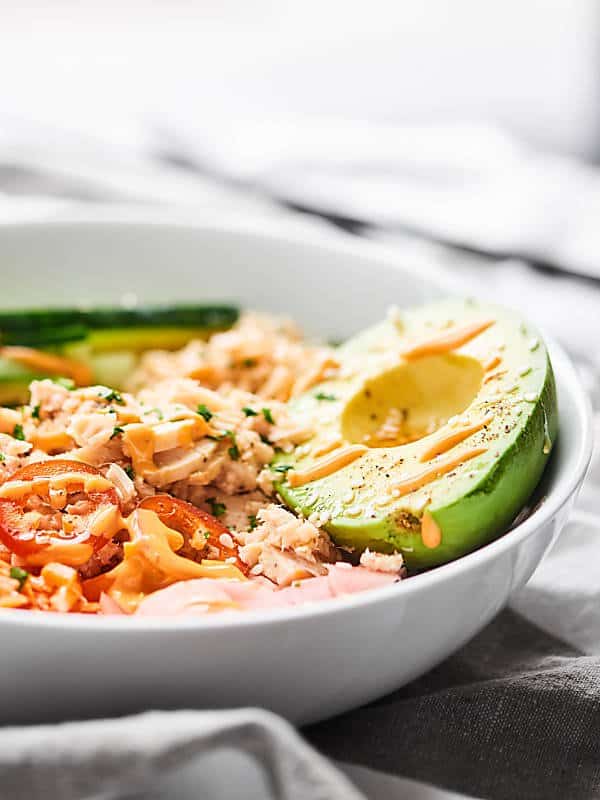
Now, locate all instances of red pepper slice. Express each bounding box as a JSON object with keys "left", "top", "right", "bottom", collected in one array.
[
  {"left": 0, "top": 459, "right": 120, "bottom": 559},
  {"left": 138, "top": 494, "right": 249, "bottom": 576}
]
